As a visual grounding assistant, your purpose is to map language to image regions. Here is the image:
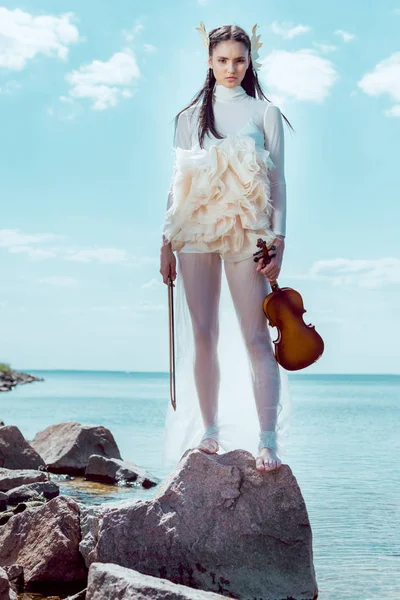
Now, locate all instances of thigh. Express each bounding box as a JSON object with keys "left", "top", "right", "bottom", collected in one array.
[
  {"left": 178, "top": 252, "right": 222, "bottom": 332},
  {"left": 224, "top": 256, "right": 271, "bottom": 340}
]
